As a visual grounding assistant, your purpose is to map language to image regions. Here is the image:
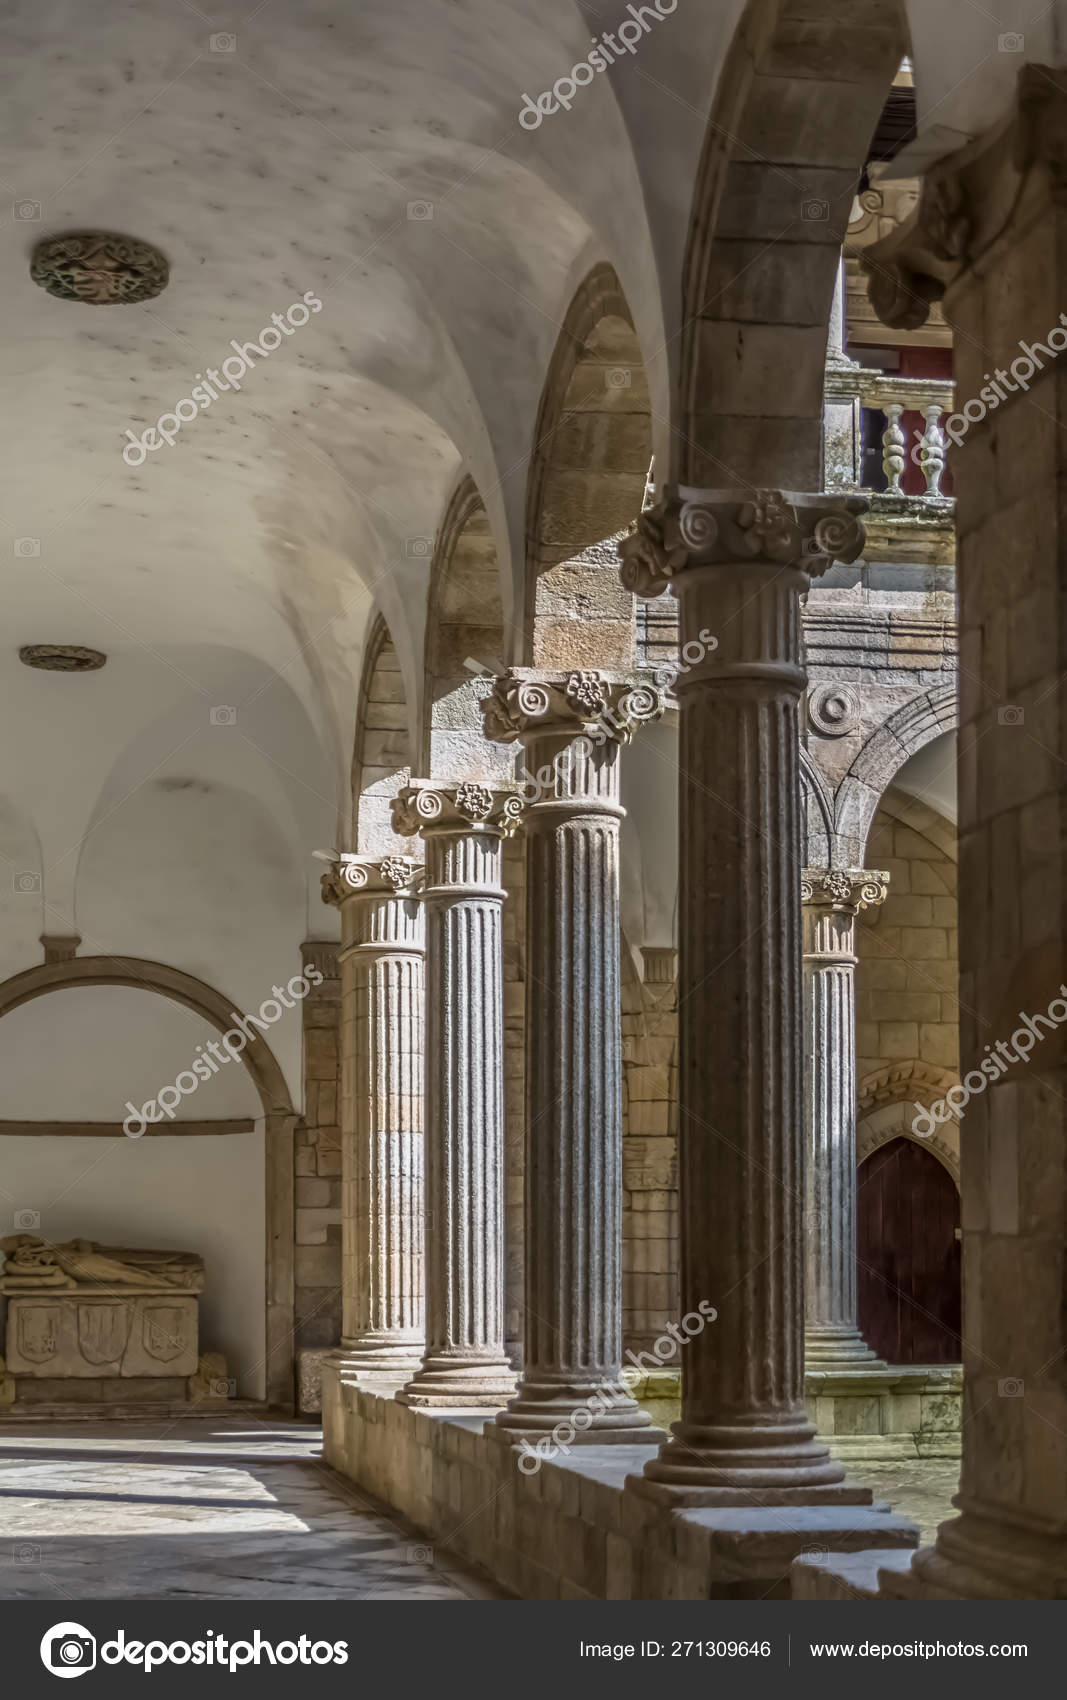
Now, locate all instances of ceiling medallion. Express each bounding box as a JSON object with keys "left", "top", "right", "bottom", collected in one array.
[
  {"left": 30, "top": 231, "right": 169, "bottom": 305},
  {"left": 19, "top": 644, "right": 107, "bottom": 673}
]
